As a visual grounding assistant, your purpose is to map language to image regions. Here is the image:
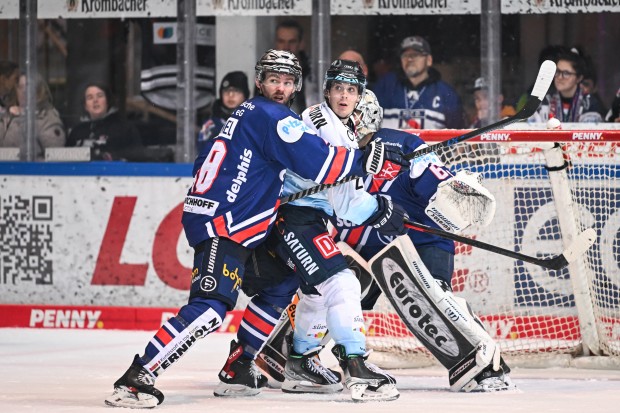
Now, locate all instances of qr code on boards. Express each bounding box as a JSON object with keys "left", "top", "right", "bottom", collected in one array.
[{"left": 0, "top": 195, "right": 53, "bottom": 285}]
